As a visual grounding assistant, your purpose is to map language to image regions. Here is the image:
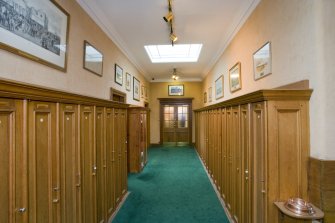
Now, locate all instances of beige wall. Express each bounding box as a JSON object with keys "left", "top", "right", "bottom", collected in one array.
[
  {"left": 202, "top": 0, "right": 335, "bottom": 160},
  {"left": 0, "top": 0, "right": 148, "bottom": 106},
  {"left": 149, "top": 82, "right": 202, "bottom": 144}
]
